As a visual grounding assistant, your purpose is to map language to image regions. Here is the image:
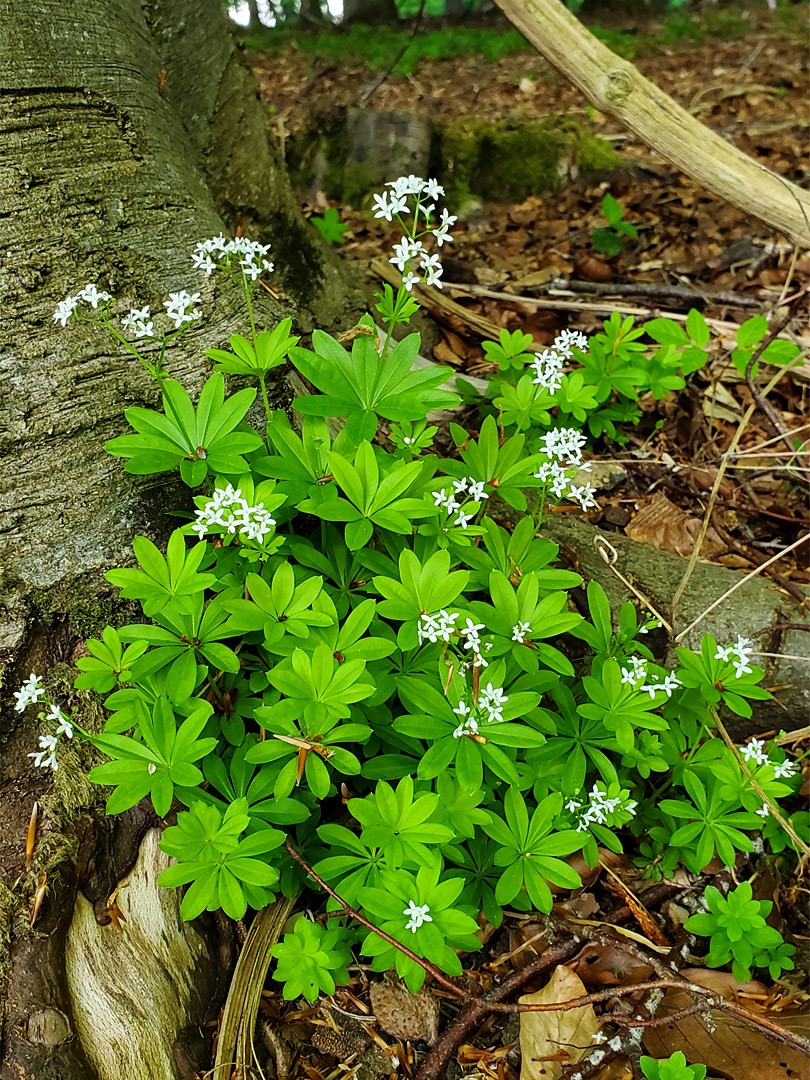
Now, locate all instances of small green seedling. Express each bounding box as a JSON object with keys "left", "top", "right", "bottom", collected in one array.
[{"left": 592, "top": 192, "right": 637, "bottom": 256}]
